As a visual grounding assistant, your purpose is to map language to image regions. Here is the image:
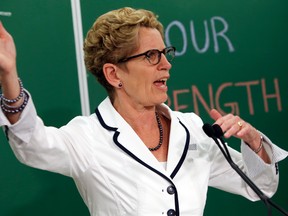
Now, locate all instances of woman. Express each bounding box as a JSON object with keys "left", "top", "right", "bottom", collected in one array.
[{"left": 0, "top": 7, "right": 287, "bottom": 216}]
